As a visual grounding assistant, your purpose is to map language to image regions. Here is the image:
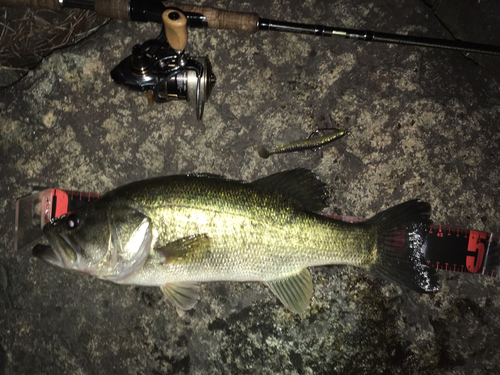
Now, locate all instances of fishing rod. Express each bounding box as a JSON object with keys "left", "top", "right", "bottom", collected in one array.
[
  {"left": 6, "top": 0, "right": 500, "bottom": 54},
  {"left": 3, "top": 0, "right": 500, "bottom": 119},
  {"left": 5, "top": 0, "right": 499, "bottom": 54},
  {"left": 15, "top": 188, "right": 500, "bottom": 280}
]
